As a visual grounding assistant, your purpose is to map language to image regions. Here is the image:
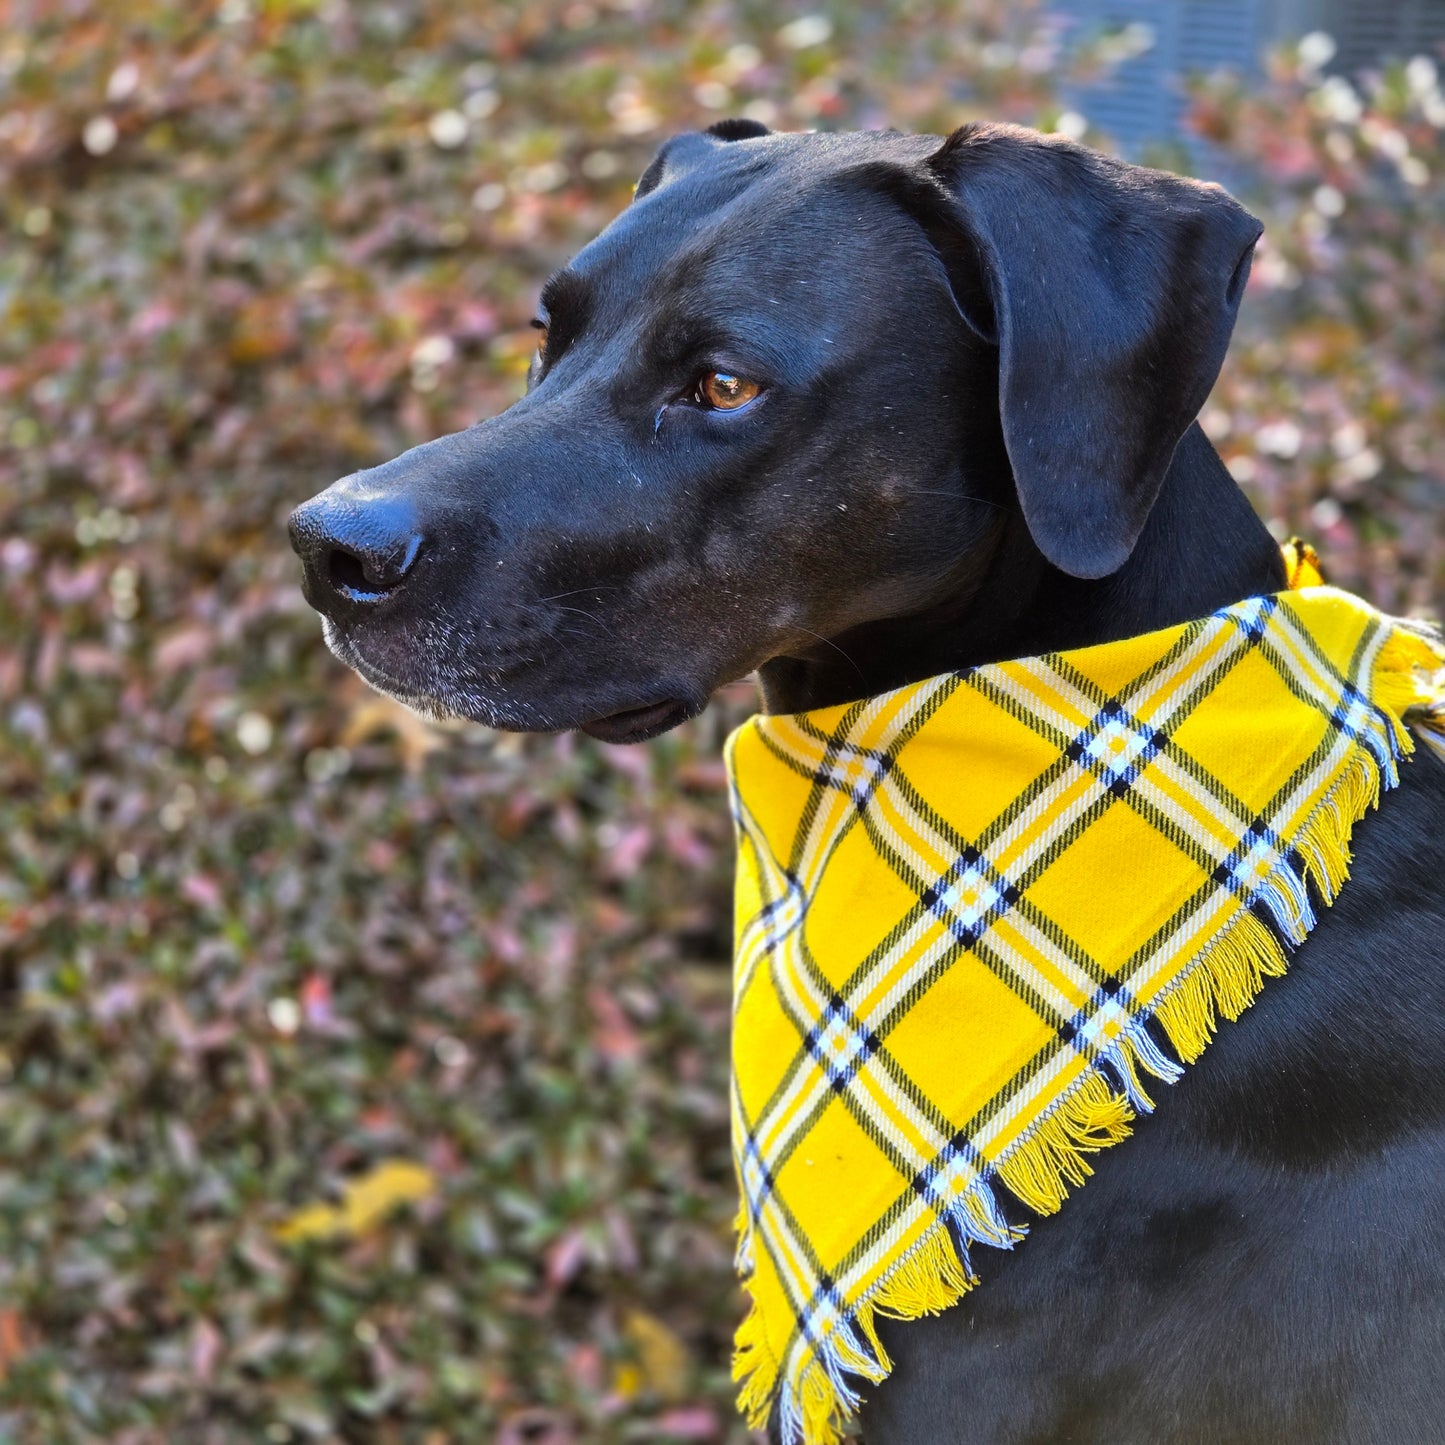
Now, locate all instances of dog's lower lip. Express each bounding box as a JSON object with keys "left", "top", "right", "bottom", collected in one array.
[{"left": 580, "top": 698, "right": 687, "bottom": 743}]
